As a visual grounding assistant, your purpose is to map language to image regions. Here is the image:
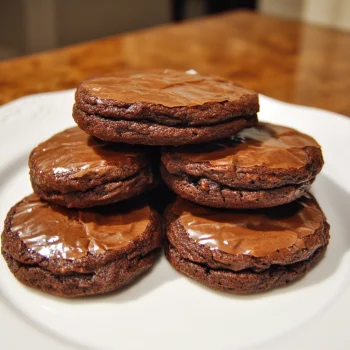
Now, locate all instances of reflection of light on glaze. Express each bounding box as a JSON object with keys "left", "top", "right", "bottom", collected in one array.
[
  {"left": 173, "top": 196, "right": 323, "bottom": 257},
  {"left": 173, "top": 123, "right": 320, "bottom": 169},
  {"left": 11, "top": 194, "right": 151, "bottom": 260},
  {"left": 185, "top": 69, "right": 198, "bottom": 75},
  {"left": 30, "top": 127, "right": 140, "bottom": 177},
  {"left": 53, "top": 167, "right": 73, "bottom": 175},
  {"left": 81, "top": 70, "right": 256, "bottom": 107}
]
